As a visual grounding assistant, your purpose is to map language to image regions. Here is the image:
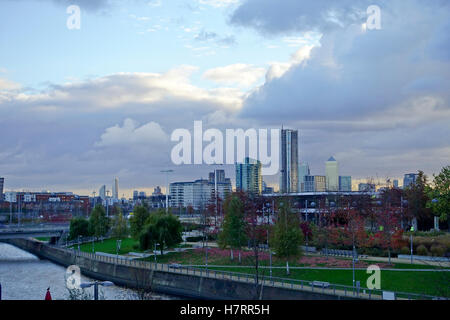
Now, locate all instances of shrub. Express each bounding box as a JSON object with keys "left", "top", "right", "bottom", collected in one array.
[
  {"left": 69, "top": 217, "right": 90, "bottom": 240},
  {"left": 430, "top": 245, "right": 446, "bottom": 257},
  {"left": 417, "top": 244, "right": 429, "bottom": 256},
  {"left": 400, "top": 246, "right": 410, "bottom": 255}
]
